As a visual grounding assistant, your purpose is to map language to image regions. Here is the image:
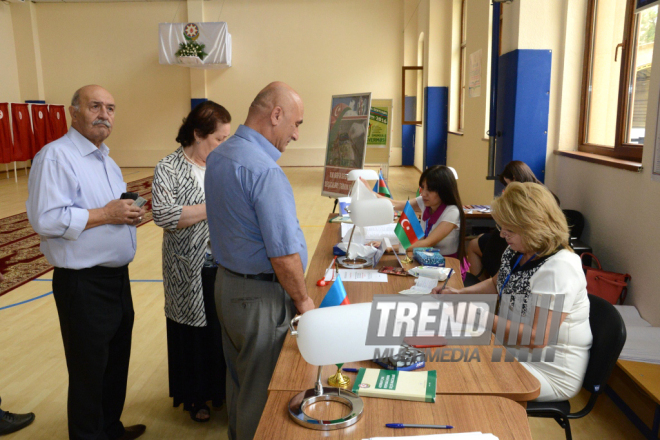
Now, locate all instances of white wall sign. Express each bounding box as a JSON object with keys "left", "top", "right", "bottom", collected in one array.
[{"left": 469, "top": 49, "right": 482, "bottom": 98}]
